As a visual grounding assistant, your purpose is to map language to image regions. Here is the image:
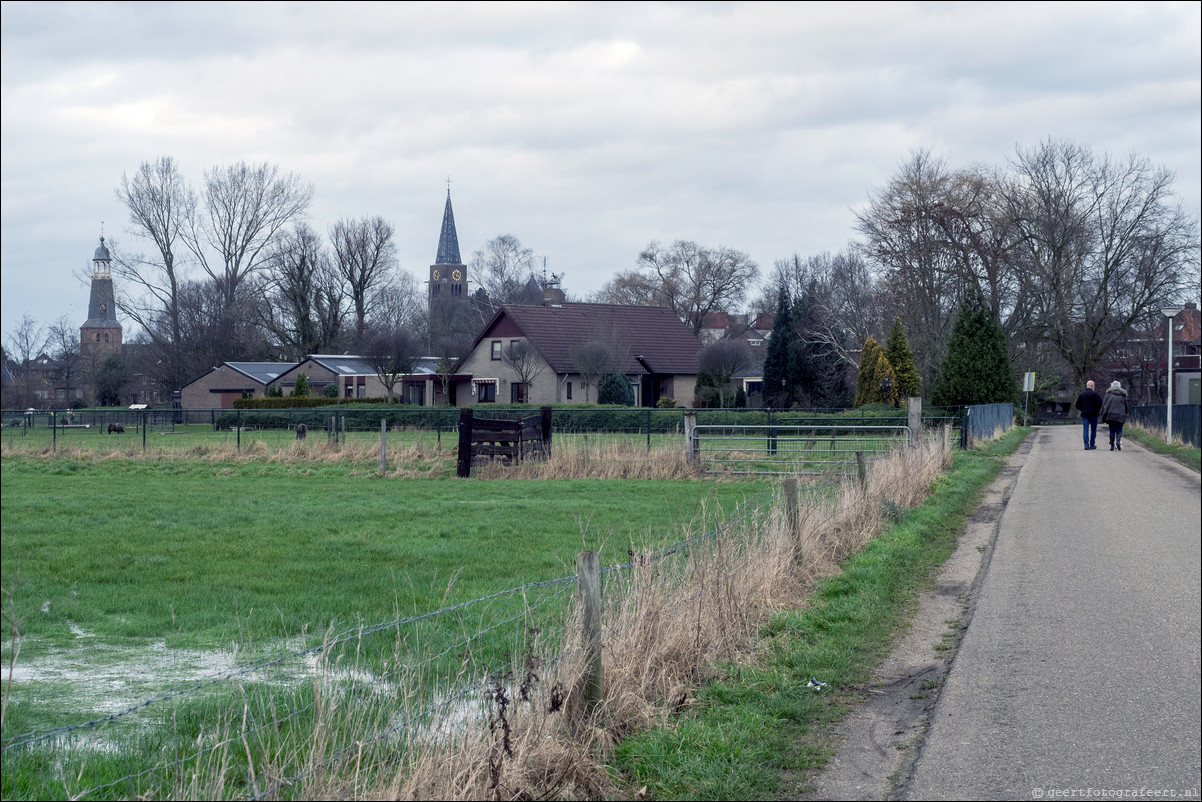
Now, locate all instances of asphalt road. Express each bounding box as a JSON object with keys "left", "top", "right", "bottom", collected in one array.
[{"left": 902, "top": 426, "right": 1201, "bottom": 801}]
